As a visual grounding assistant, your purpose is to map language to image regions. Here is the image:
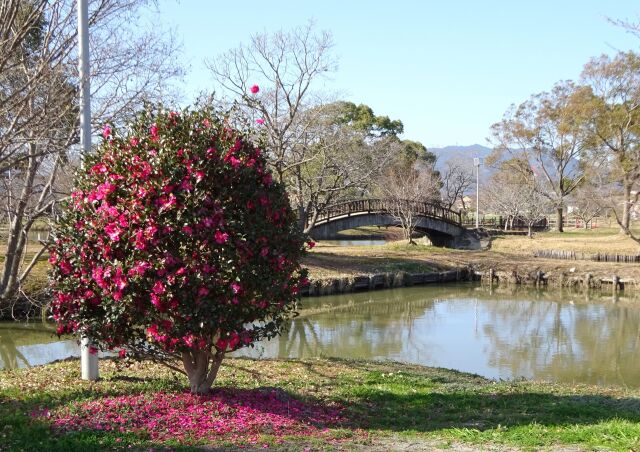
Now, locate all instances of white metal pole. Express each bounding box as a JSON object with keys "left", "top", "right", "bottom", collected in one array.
[
  {"left": 78, "top": 0, "right": 98, "bottom": 381},
  {"left": 474, "top": 158, "right": 480, "bottom": 229}
]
